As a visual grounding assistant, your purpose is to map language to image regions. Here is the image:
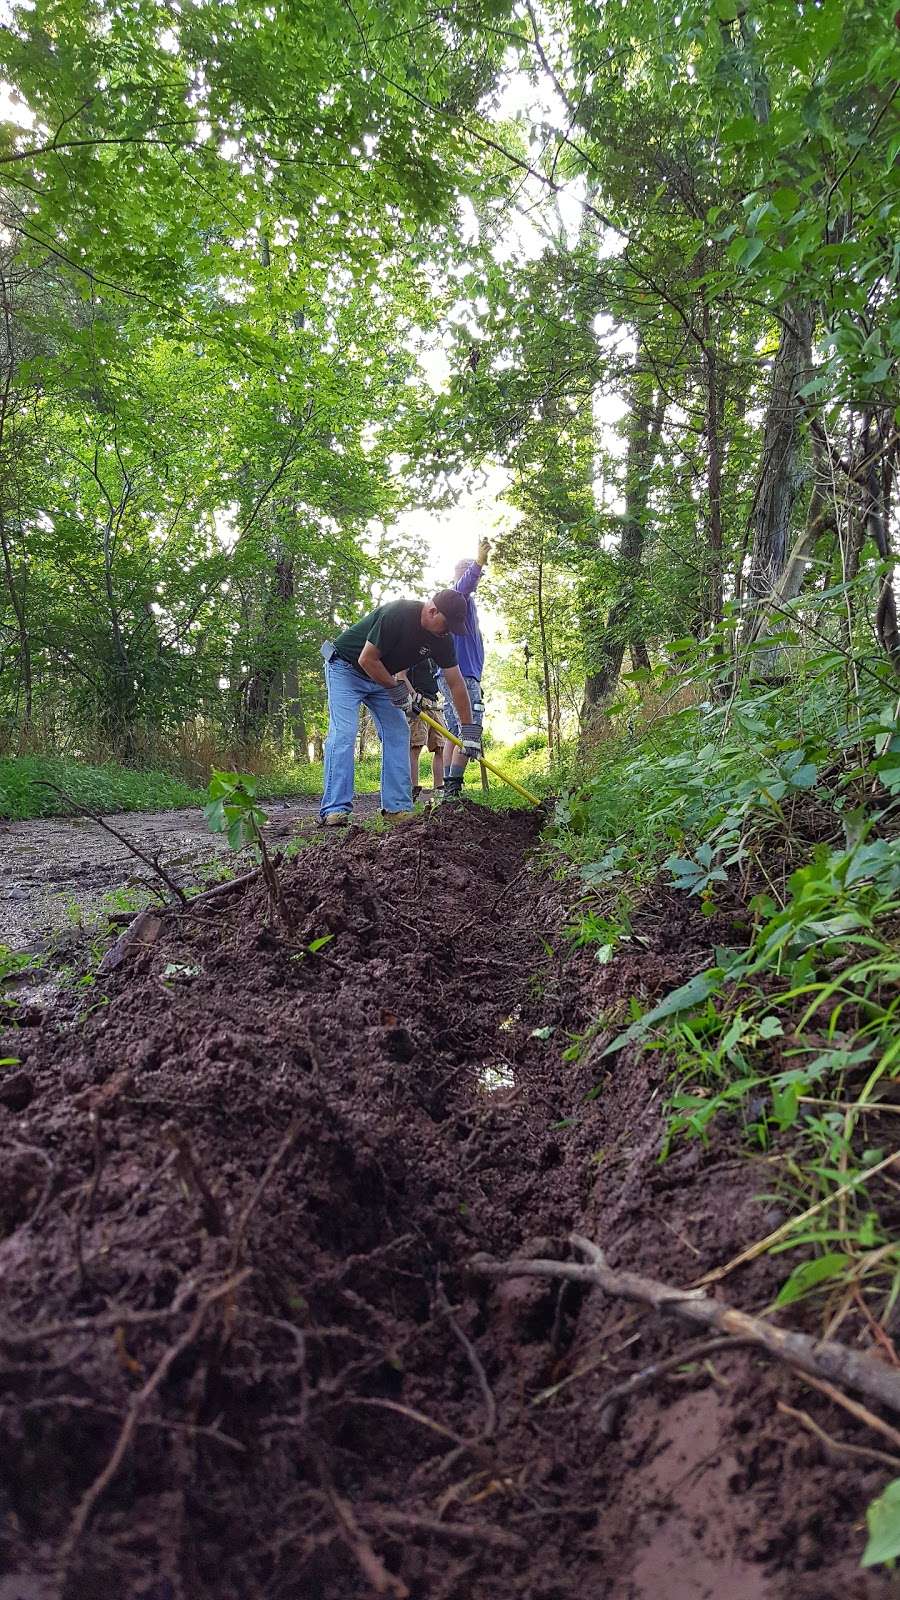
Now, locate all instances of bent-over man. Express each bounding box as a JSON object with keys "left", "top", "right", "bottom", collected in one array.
[{"left": 319, "top": 591, "right": 481, "bottom": 825}]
